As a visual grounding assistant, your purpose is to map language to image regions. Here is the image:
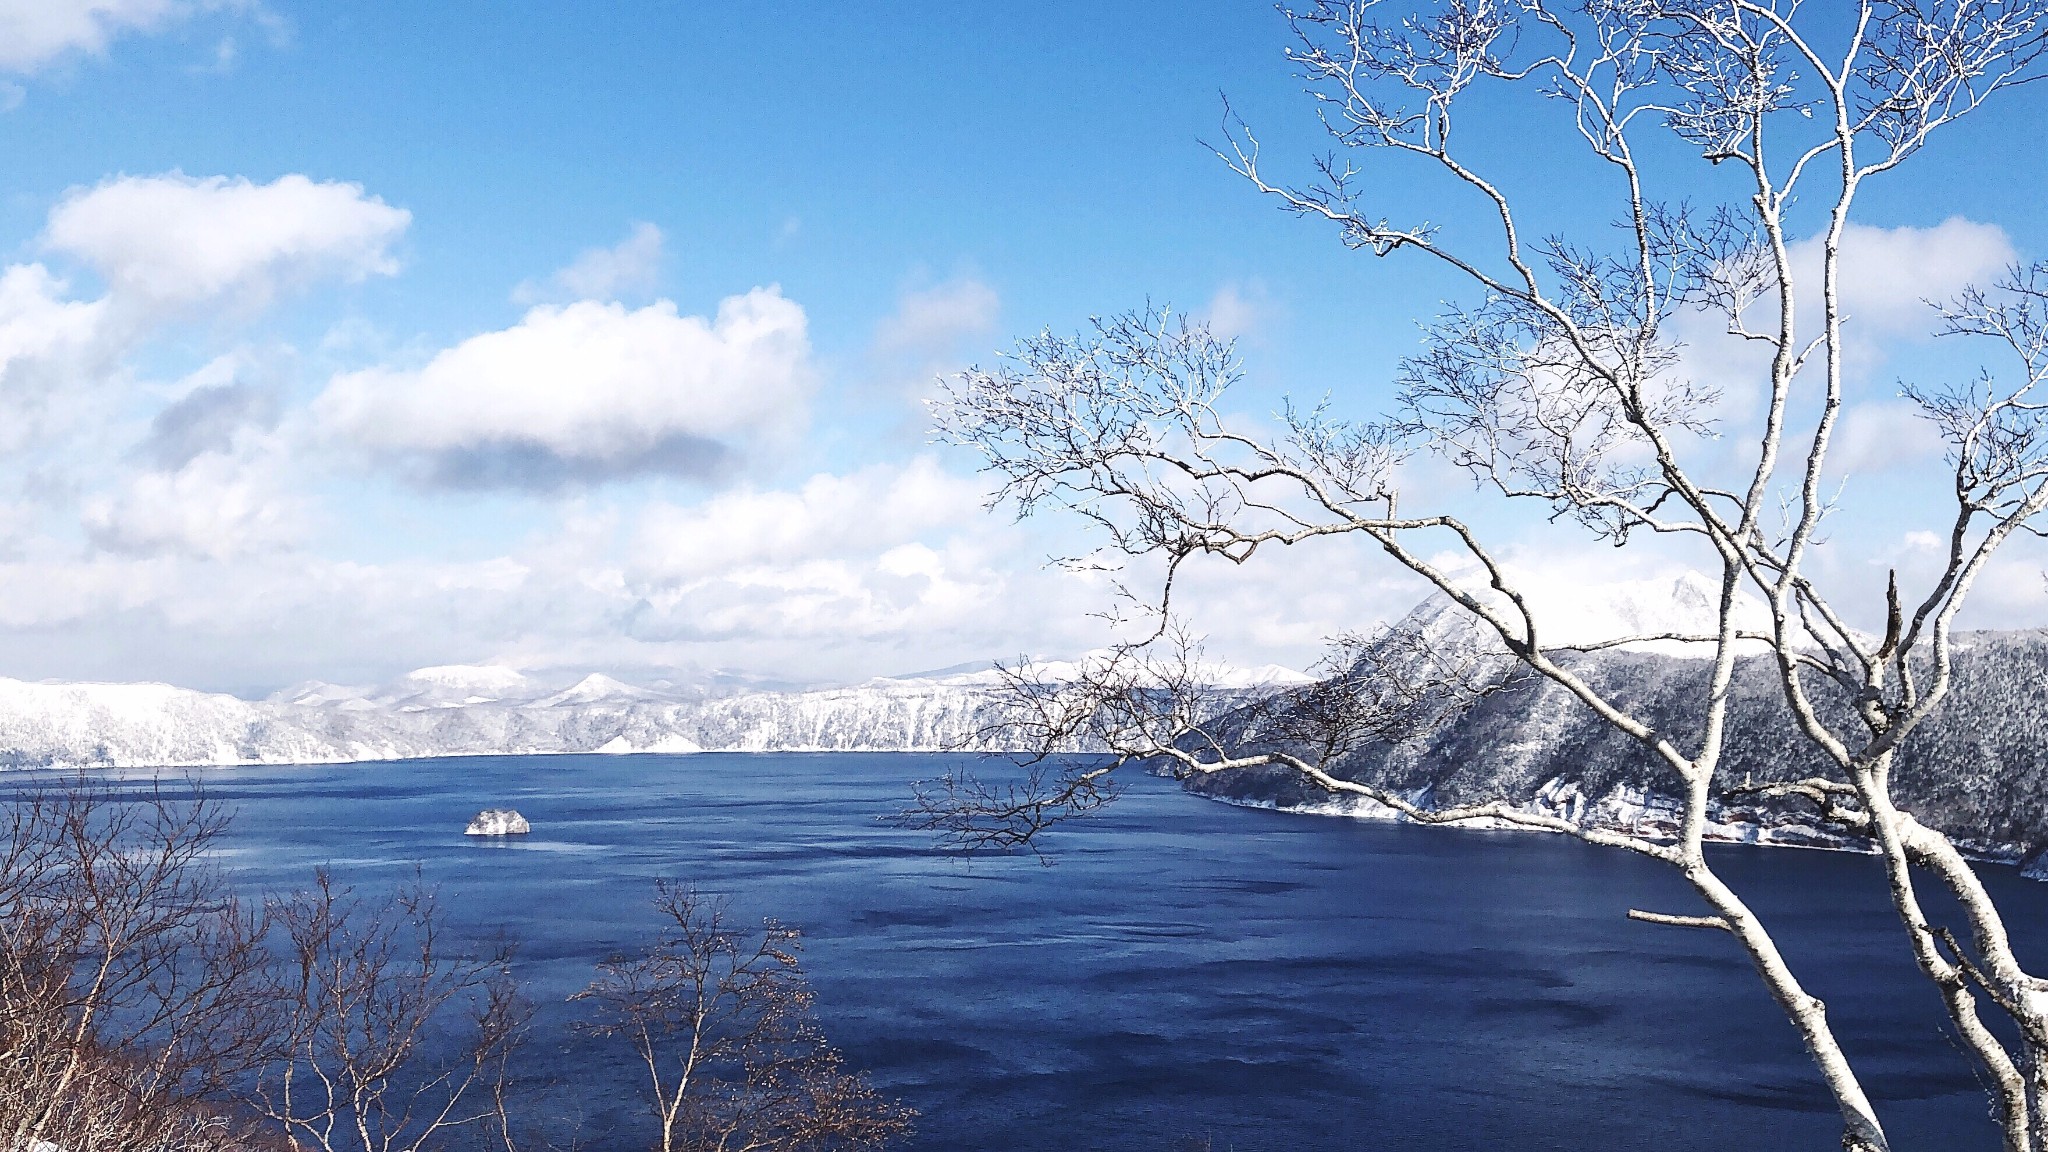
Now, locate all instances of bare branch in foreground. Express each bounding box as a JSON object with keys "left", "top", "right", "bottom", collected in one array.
[{"left": 1628, "top": 910, "right": 1734, "bottom": 932}]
